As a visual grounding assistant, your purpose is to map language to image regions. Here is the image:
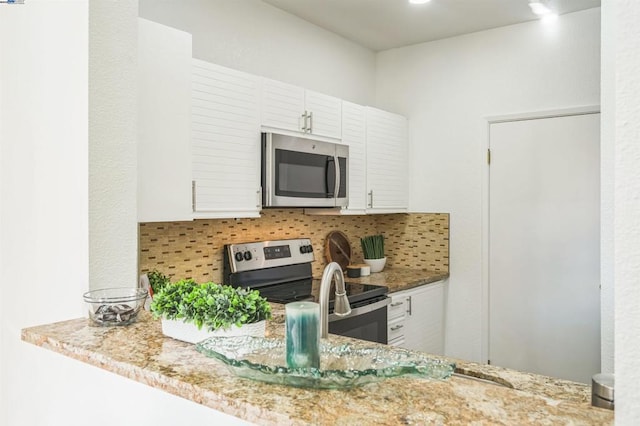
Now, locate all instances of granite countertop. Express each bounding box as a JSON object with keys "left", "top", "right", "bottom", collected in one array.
[
  {"left": 22, "top": 306, "right": 612, "bottom": 425},
  {"left": 340, "top": 267, "right": 449, "bottom": 293}
]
